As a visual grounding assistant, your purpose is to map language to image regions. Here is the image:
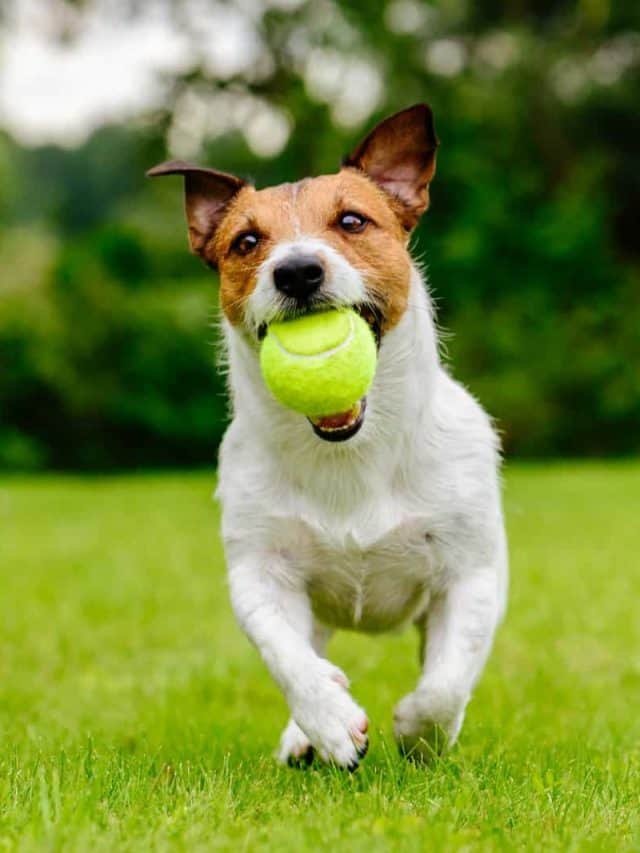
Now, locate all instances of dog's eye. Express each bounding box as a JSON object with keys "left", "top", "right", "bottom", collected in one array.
[
  {"left": 338, "top": 211, "right": 368, "bottom": 233},
  {"left": 232, "top": 231, "right": 260, "bottom": 255}
]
